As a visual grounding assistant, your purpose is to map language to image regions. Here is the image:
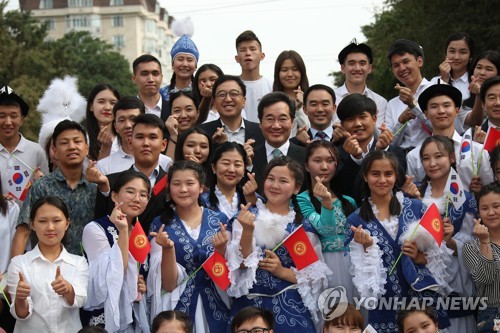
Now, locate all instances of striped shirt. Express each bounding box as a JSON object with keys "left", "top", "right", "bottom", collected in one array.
[{"left": 462, "top": 239, "right": 500, "bottom": 306}]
